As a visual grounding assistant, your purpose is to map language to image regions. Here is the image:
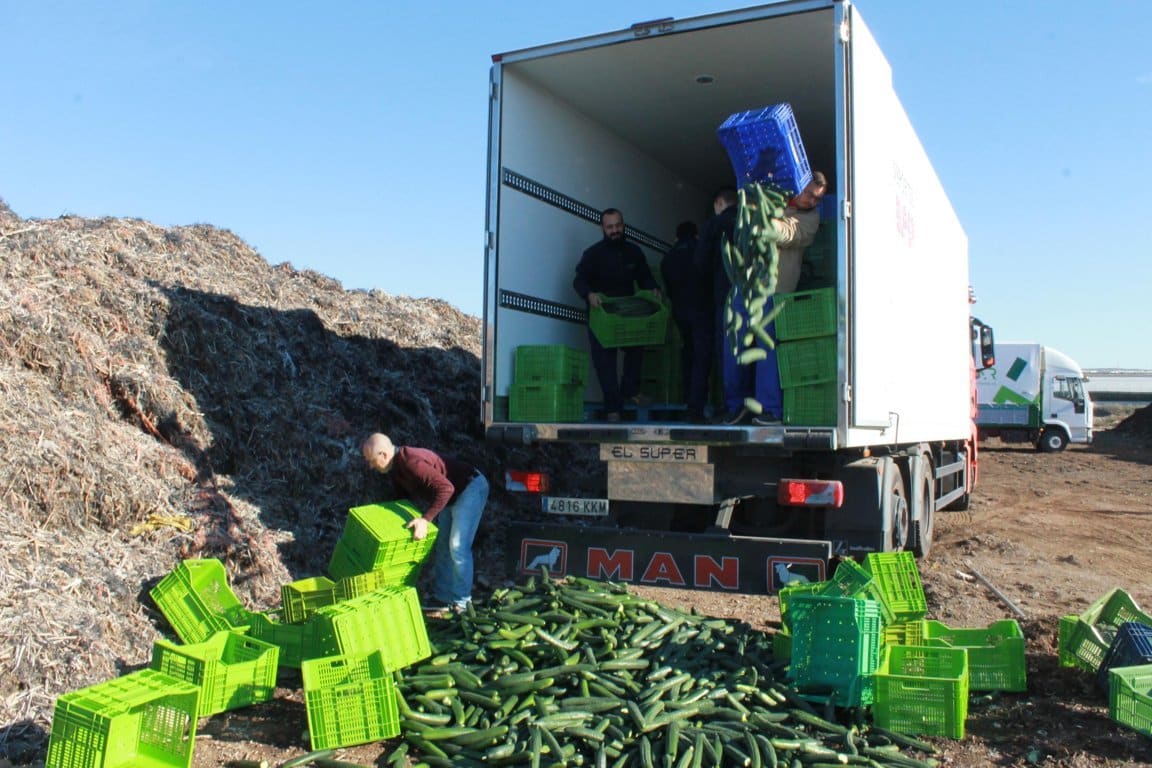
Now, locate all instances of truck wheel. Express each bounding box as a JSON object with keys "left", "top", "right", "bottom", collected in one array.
[
  {"left": 1038, "top": 428, "right": 1069, "bottom": 453},
  {"left": 911, "top": 455, "right": 934, "bottom": 558},
  {"left": 881, "top": 458, "right": 909, "bottom": 552}
]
